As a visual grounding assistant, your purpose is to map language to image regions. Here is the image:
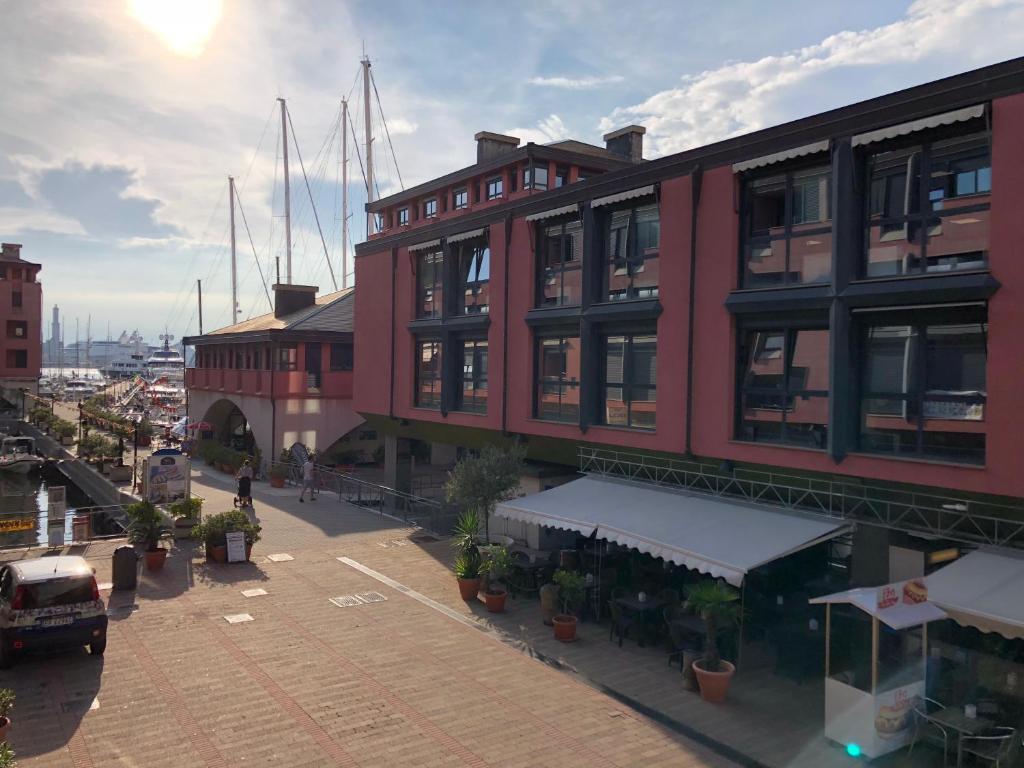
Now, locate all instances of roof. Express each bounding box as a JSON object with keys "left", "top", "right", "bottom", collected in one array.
[
  {"left": 10, "top": 556, "right": 93, "bottom": 583},
  {"left": 810, "top": 584, "right": 947, "bottom": 630},
  {"left": 193, "top": 287, "right": 354, "bottom": 341},
  {"left": 546, "top": 139, "right": 621, "bottom": 160},
  {"left": 927, "top": 548, "right": 1024, "bottom": 640}
]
